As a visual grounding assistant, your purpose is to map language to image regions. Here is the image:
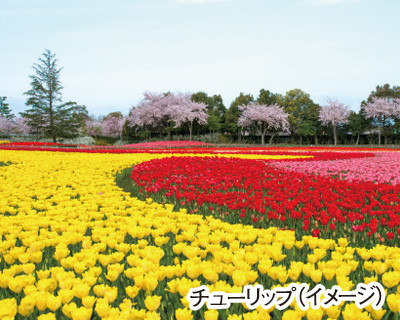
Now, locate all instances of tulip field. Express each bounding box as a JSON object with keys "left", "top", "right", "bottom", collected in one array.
[{"left": 1, "top": 143, "right": 400, "bottom": 320}]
